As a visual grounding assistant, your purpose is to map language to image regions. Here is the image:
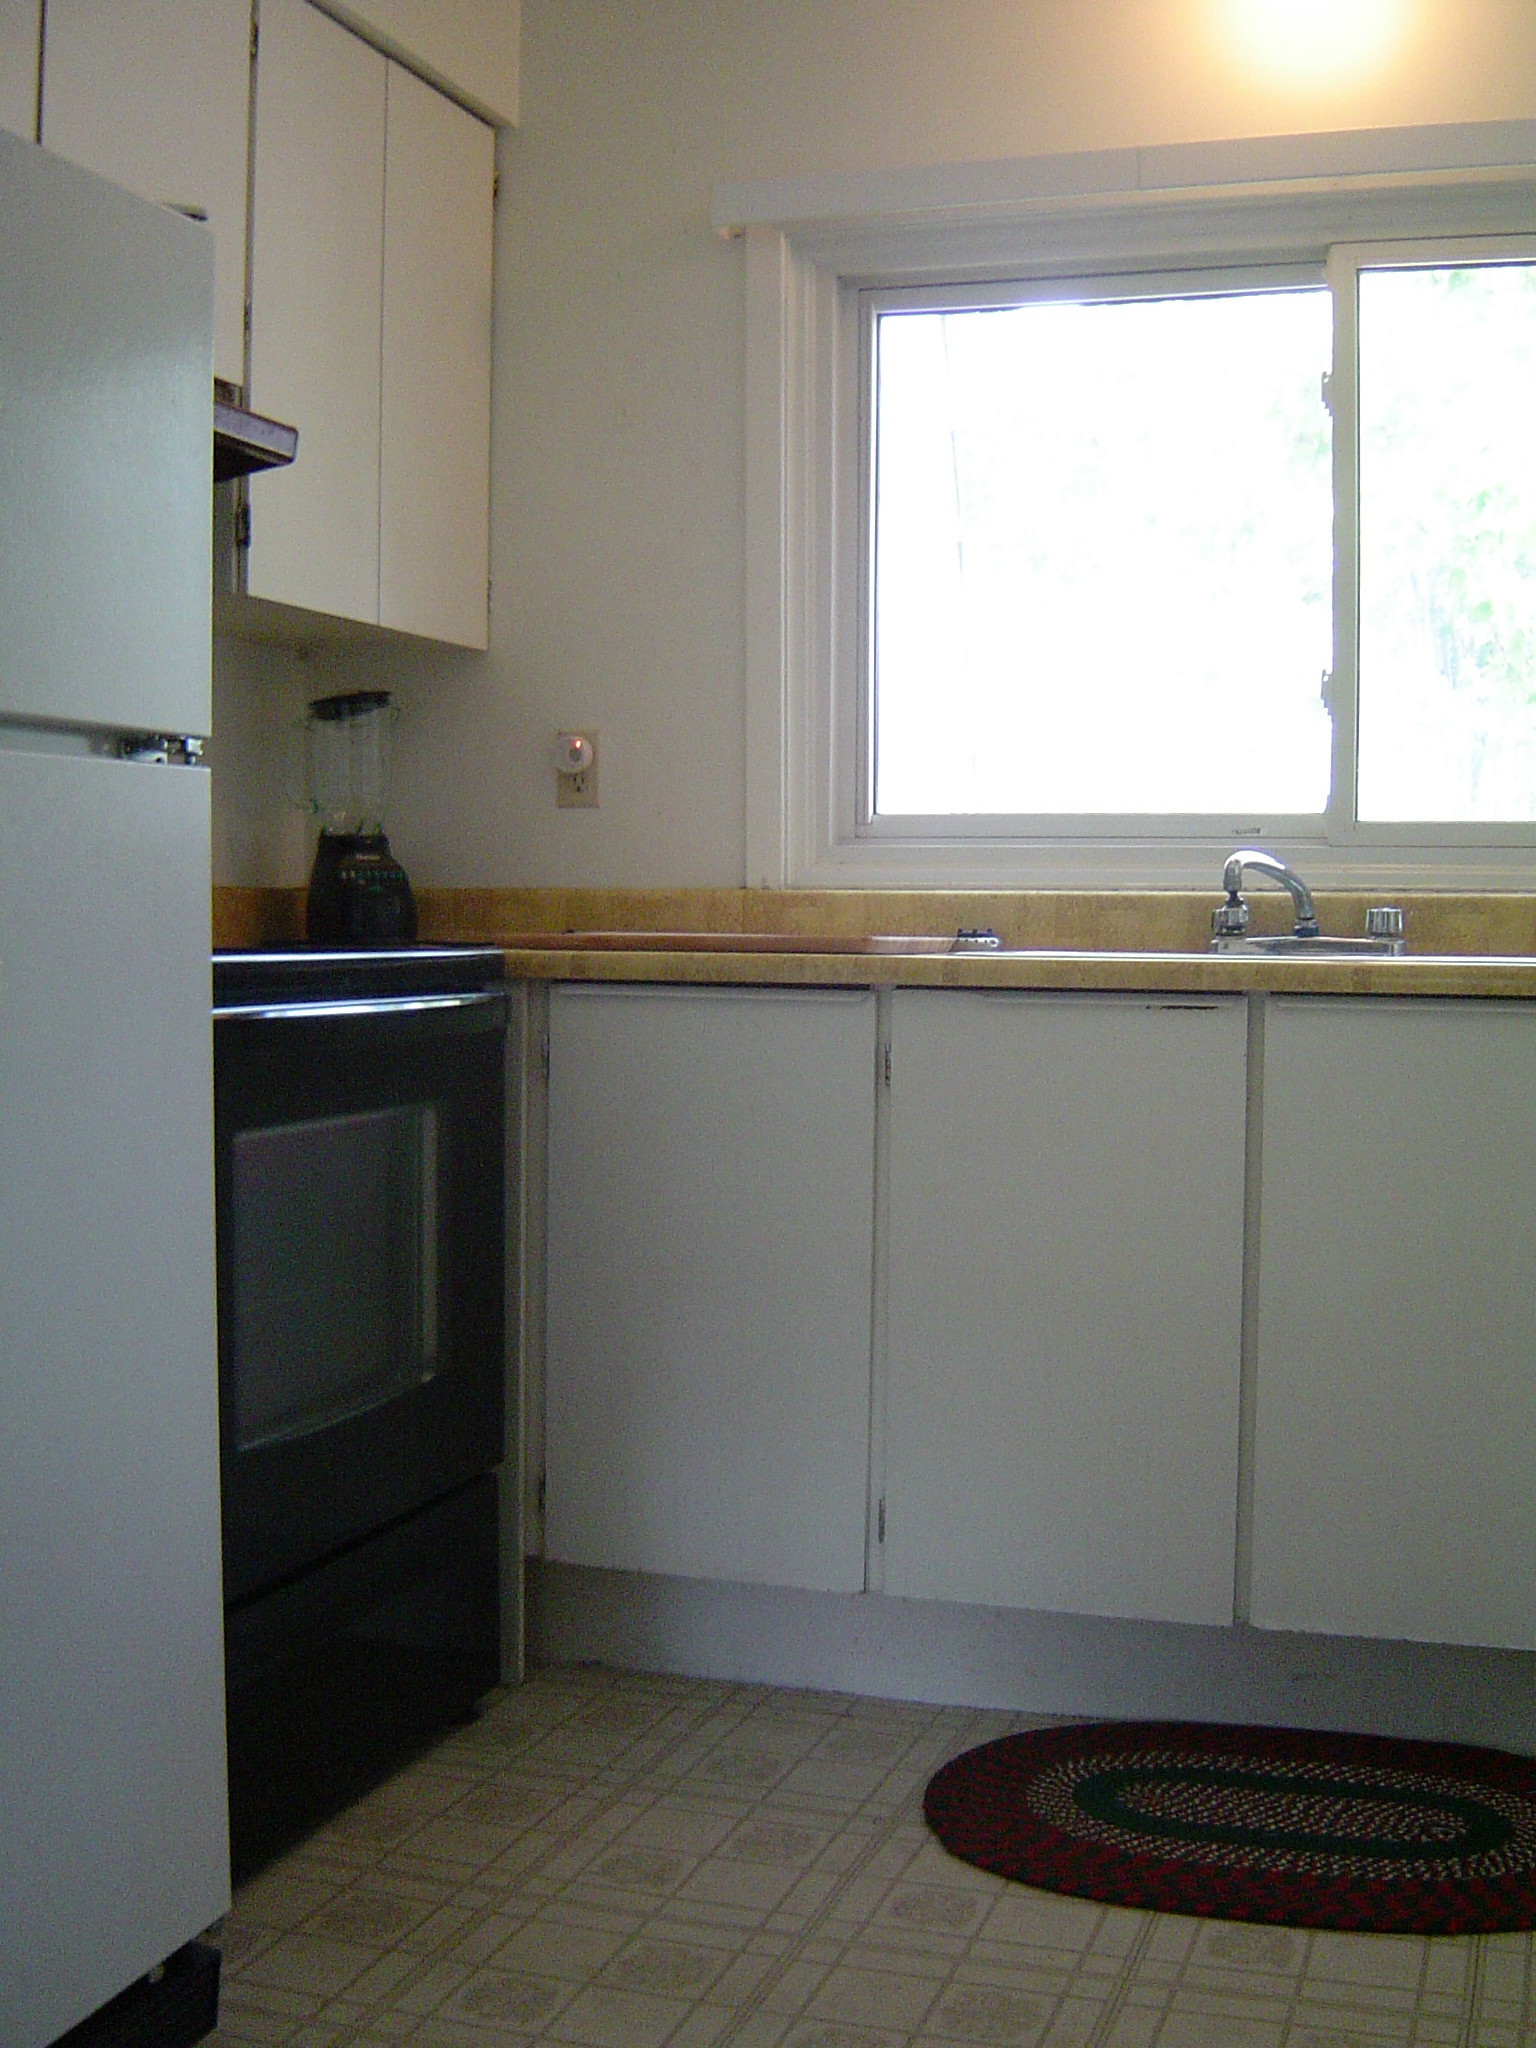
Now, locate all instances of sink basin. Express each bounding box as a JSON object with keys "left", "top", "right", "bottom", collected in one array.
[
  {"left": 496, "top": 929, "right": 1415, "bottom": 961},
  {"left": 498, "top": 930, "right": 957, "bottom": 955},
  {"left": 1209, "top": 934, "right": 1405, "bottom": 958}
]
